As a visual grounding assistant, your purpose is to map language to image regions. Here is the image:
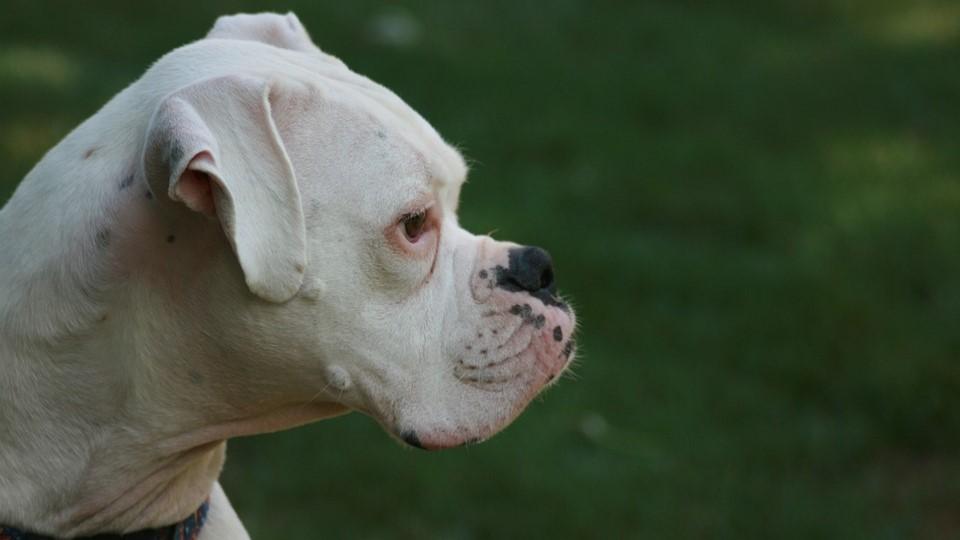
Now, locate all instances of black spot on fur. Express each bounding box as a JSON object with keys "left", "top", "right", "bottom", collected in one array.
[
  {"left": 400, "top": 430, "right": 425, "bottom": 450},
  {"left": 510, "top": 303, "right": 551, "bottom": 329},
  {"left": 376, "top": 130, "right": 387, "bottom": 139},
  {"left": 553, "top": 326, "right": 563, "bottom": 342},
  {"left": 479, "top": 270, "right": 488, "bottom": 279},
  {"left": 166, "top": 235, "right": 175, "bottom": 243},
  {"left": 562, "top": 340, "right": 575, "bottom": 359},
  {"left": 119, "top": 175, "right": 134, "bottom": 190},
  {"left": 145, "top": 191, "right": 153, "bottom": 200},
  {"left": 168, "top": 144, "right": 184, "bottom": 169},
  {"left": 95, "top": 229, "right": 111, "bottom": 248}
]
